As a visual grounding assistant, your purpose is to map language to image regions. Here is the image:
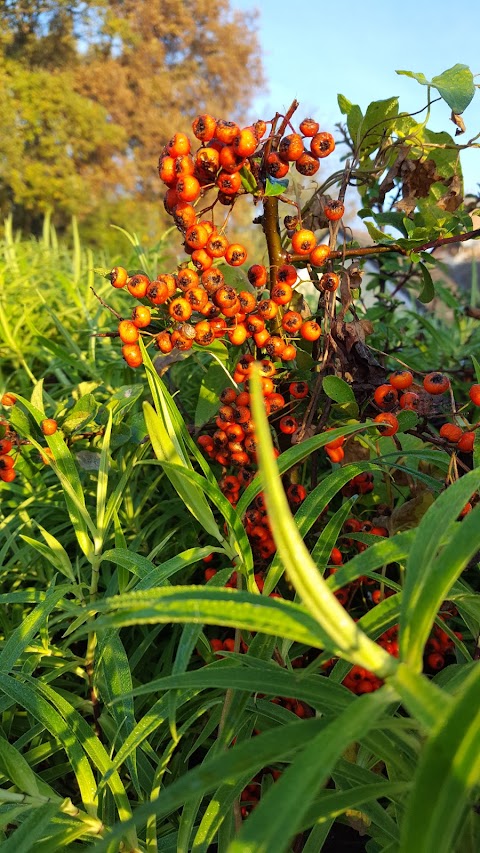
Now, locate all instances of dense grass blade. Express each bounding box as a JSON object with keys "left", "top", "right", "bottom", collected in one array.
[
  {"left": 85, "top": 586, "right": 331, "bottom": 650},
  {"left": 400, "top": 471, "right": 480, "bottom": 669},
  {"left": 228, "top": 687, "right": 396, "bottom": 853},
  {"left": 249, "top": 365, "right": 397, "bottom": 678},
  {"left": 400, "top": 664, "right": 480, "bottom": 853}
]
